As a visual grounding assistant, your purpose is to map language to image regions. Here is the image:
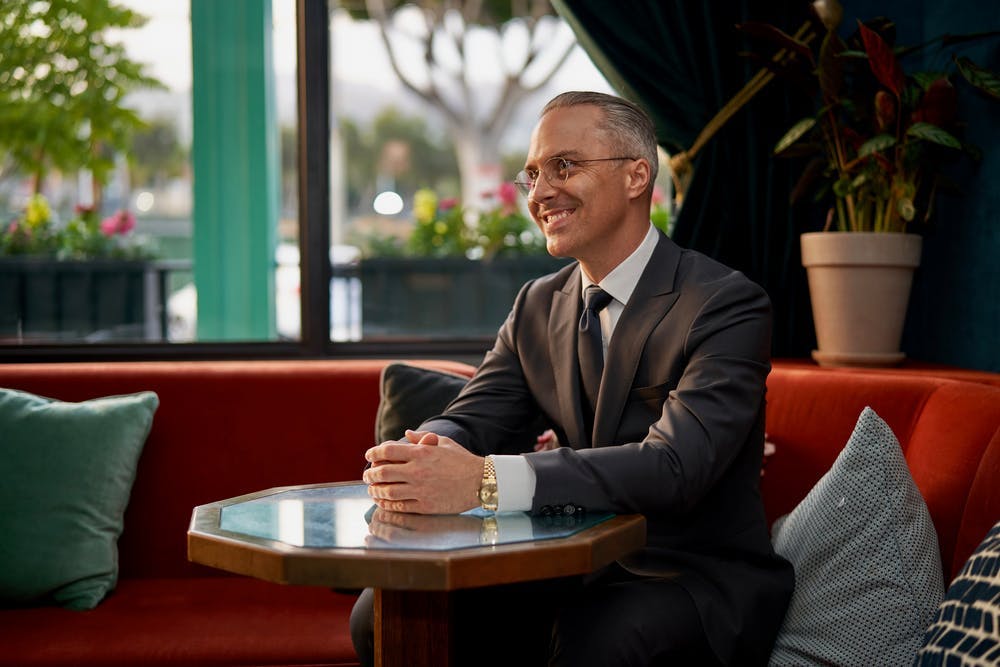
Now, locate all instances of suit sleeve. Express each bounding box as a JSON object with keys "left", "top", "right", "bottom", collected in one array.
[
  {"left": 418, "top": 280, "right": 544, "bottom": 456},
  {"left": 527, "top": 271, "right": 771, "bottom": 515}
]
